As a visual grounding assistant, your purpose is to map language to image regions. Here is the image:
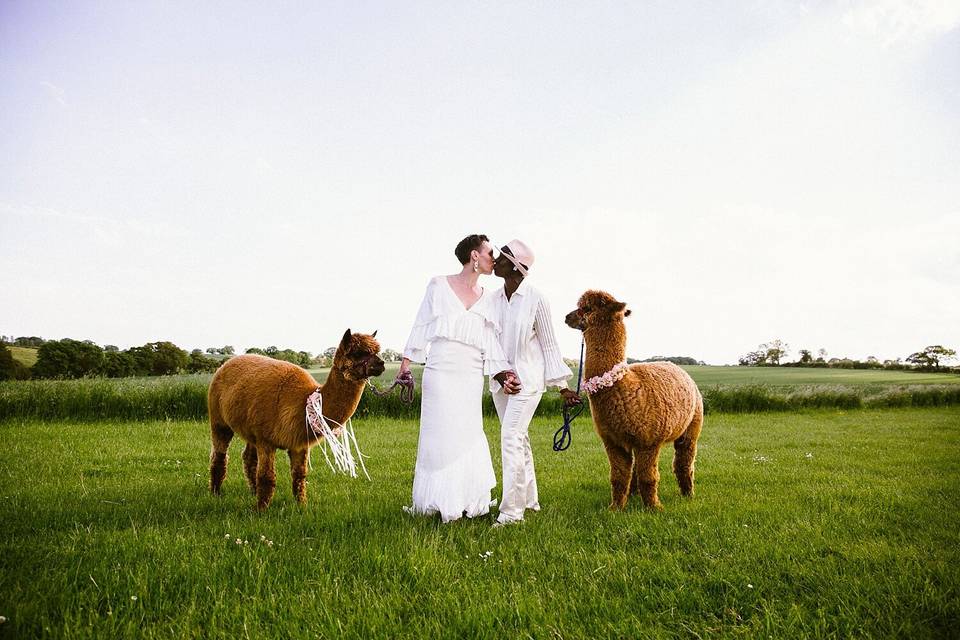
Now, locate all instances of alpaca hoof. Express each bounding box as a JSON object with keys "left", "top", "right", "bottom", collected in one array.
[
  {"left": 646, "top": 502, "right": 664, "bottom": 512},
  {"left": 607, "top": 502, "right": 626, "bottom": 512}
]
